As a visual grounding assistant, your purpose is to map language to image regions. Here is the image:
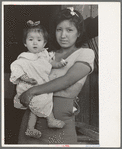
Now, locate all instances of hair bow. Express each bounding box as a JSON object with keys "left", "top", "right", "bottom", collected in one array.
[
  {"left": 27, "top": 20, "right": 40, "bottom": 26},
  {"left": 67, "top": 7, "right": 79, "bottom": 17}
]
